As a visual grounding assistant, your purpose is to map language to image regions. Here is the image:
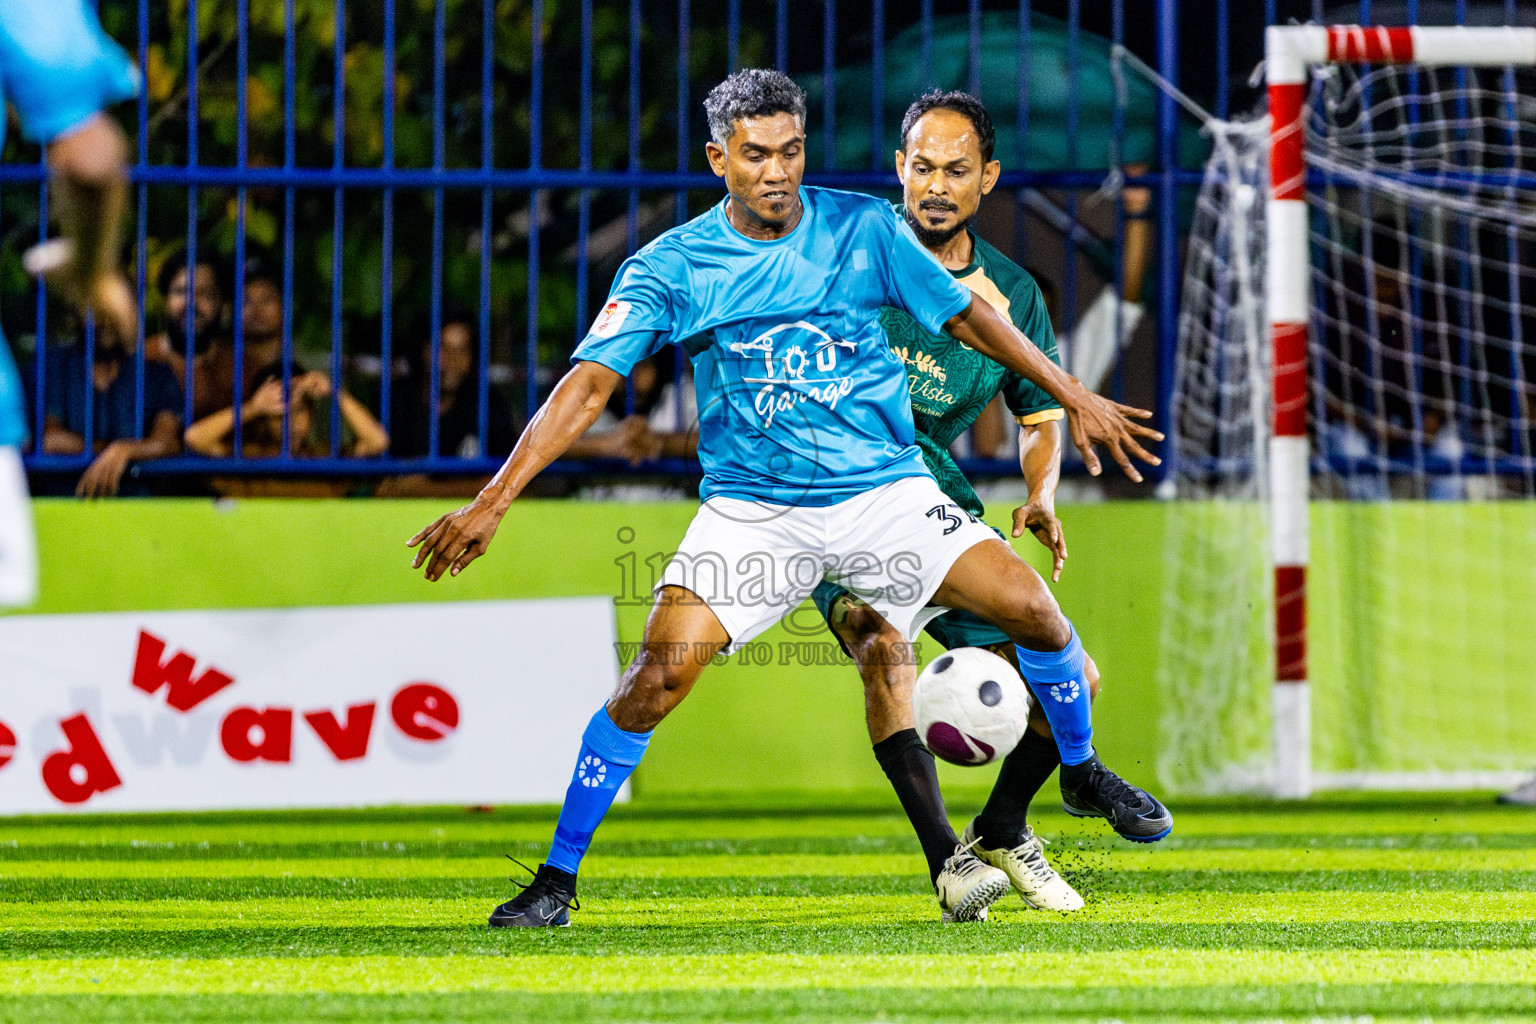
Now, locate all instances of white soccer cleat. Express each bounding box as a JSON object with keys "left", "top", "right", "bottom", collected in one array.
[
  {"left": 933, "top": 838, "right": 1011, "bottom": 923},
  {"left": 963, "top": 820, "right": 1085, "bottom": 913}
]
